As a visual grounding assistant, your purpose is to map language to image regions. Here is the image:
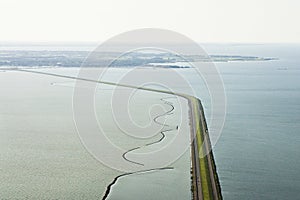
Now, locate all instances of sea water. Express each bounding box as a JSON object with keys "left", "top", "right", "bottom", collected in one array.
[{"left": 205, "top": 44, "right": 300, "bottom": 199}]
